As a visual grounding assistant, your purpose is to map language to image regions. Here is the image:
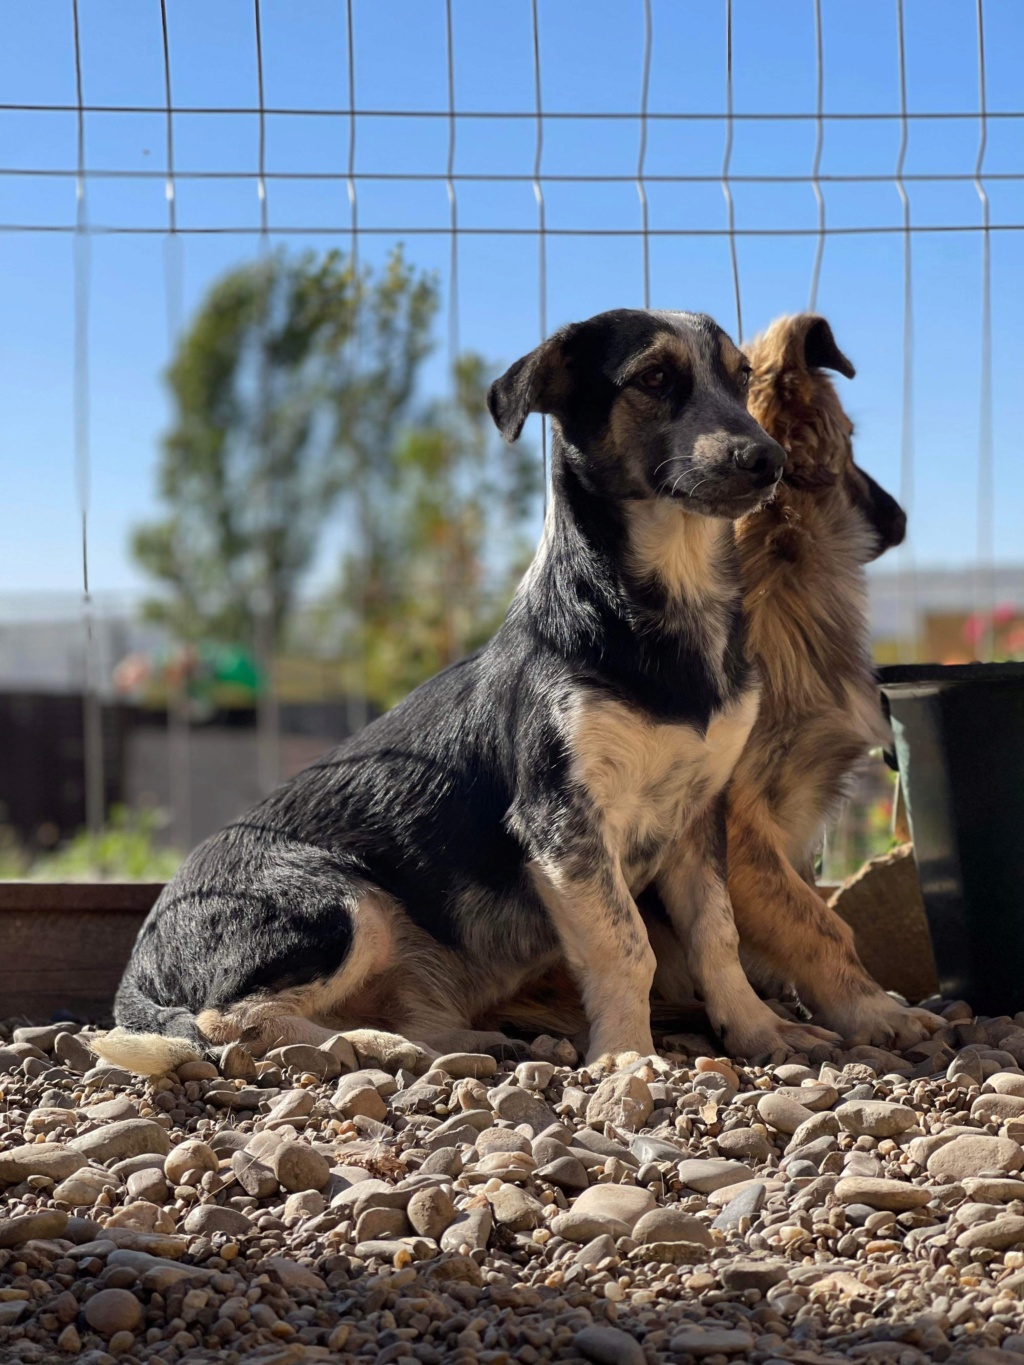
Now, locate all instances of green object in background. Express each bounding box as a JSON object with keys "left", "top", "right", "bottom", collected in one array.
[
  {"left": 196, "top": 643, "right": 262, "bottom": 709},
  {"left": 114, "top": 641, "right": 264, "bottom": 716}
]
